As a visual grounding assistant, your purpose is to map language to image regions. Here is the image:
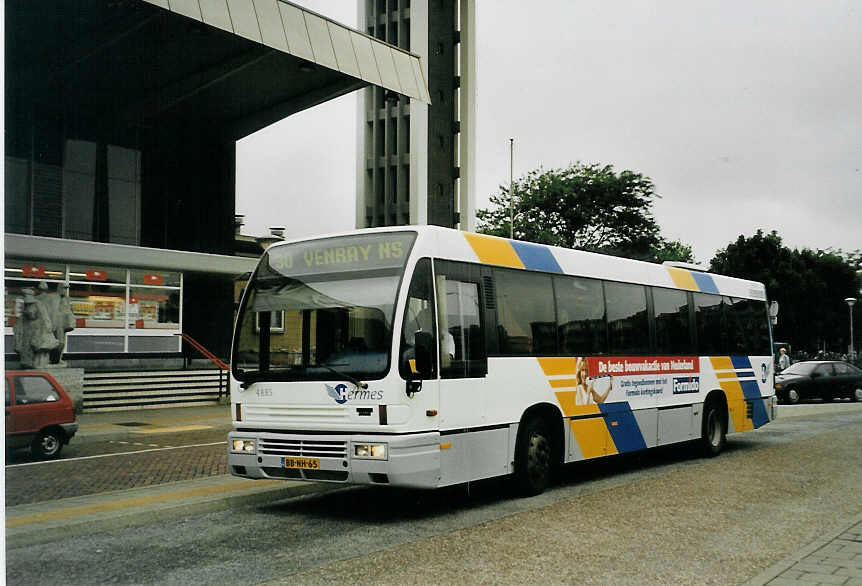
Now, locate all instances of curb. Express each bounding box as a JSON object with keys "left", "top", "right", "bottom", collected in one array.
[
  {"left": 743, "top": 511, "right": 862, "bottom": 586},
  {"left": 6, "top": 477, "right": 342, "bottom": 549}
]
